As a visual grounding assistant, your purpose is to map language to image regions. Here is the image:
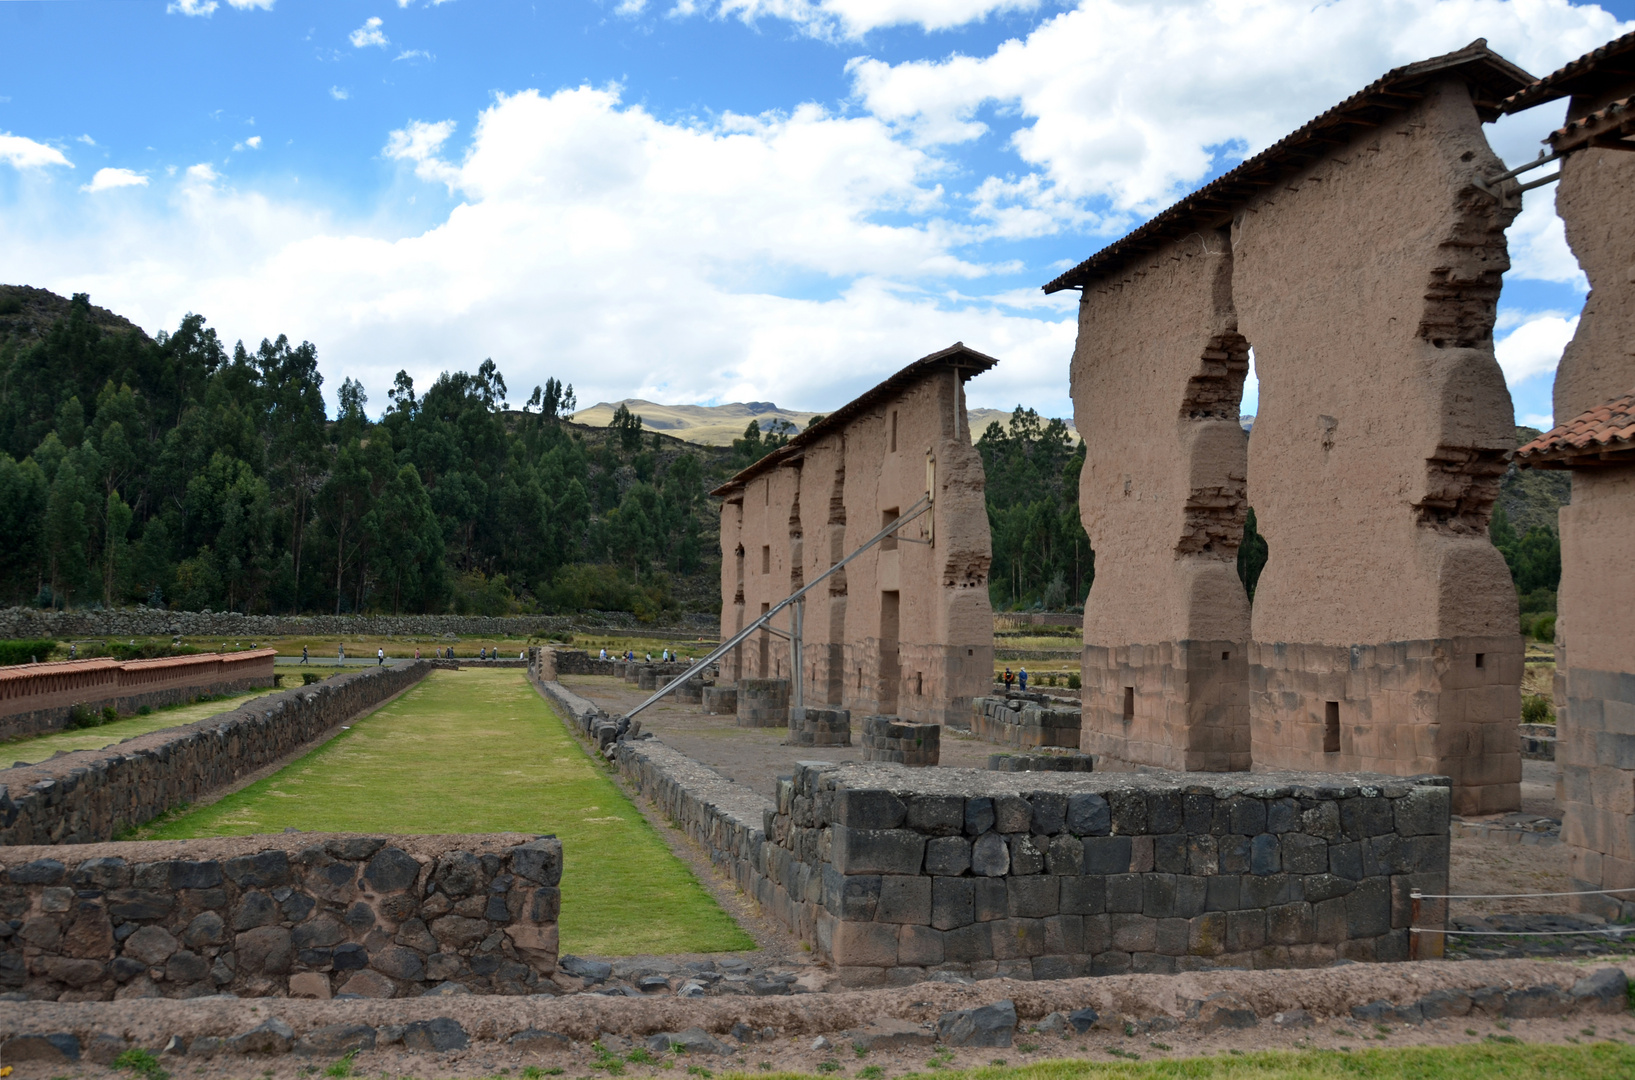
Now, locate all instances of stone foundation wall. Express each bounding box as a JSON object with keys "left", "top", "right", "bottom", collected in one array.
[
  {"left": 988, "top": 754, "right": 1093, "bottom": 774},
  {"left": 702, "top": 686, "right": 737, "bottom": 715},
  {"left": 1559, "top": 651, "right": 1635, "bottom": 921},
  {"left": 1080, "top": 642, "right": 1249, "bottom": 773},
  {"left": 738, "top": 679, "right": 790, "bottom": 728},
  {"left": 789, "top": 707, "right": 852, "bottom": 748},
  {"left": 1249, "top": 636, "right": 1522, "bottom": 816},
  {"left": 0, "top": 833, "right": 561, "bottom": 1001},
  {"left": 861, "top": 718, "right": 940, "bottom": 766},
  {"left": 971, "top": 693, "right": 1082, "bottom": 750},
  {"left": 0, "top": 661, "right": 434, "bottom": 846},
  {"left": 0, "top": 608, "right": 714, "bottom": 642},
  {"left": 608, "top": 726, "right": 1450, "bottom": 986}
]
